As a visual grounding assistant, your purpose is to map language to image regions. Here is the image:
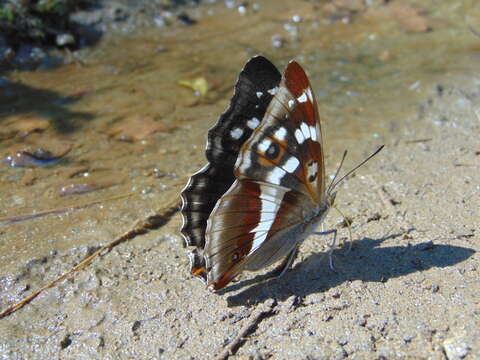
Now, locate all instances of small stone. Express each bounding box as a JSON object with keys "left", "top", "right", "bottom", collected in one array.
[
  {"left": 271, "top": 35, "right": 285, "bottom": 48},
  {"left": 225, "top": 0, "right": 236, "bottom": 9},
  {"left": 443, "top": 336, "right": 470, "bottom": 359},
  {"left": 177, "top": 13, "right": 196, "bottom": 26},
  {"left": 331, "top": 291, "right": 341, "bottom": 299},
  {"left": 56, "top": 33, "right": 75, "bottom": 47},
  {"left": 419, "top": 240, "right": 435, "bottom": 251},
  {"left": 282, "top": 295, "right": 301, "bottom": 312},
  {"left": 305, "top": 293, "right": 325, "bottom": 304},
  {"left": 238, "top": 5, "right": 247, "bottom": 15},
  {"left": 109, "top": 5, "right": 129, "bottom": 21},
  {"left": 30, "top": 47, "right": 46, "bottom": 61},
  {"left": 357, "top": 317, "right": 367, "bottom": 327}
]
